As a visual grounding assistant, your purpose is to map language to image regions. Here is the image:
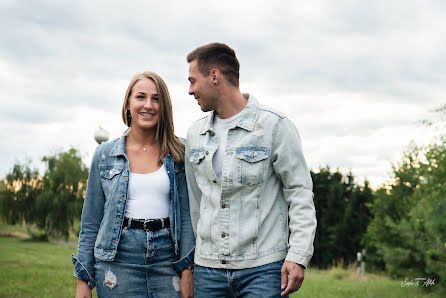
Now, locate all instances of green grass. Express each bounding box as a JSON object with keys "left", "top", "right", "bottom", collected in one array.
[
  {"left": 0, "top": 236, "right": 88, "bottom": 297},
  {"left": 291, "top": 267, "right": 439, "bottom": 297},
  {"left": 0, "top": 235, "right": 441, "bottom": 297}
]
